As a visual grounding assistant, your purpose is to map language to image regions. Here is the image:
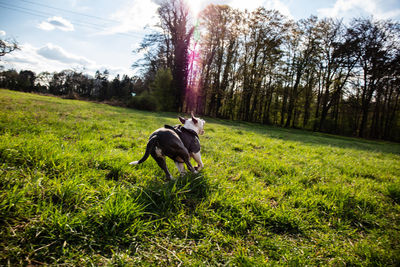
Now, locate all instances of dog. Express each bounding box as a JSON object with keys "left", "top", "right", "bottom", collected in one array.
[{"left": 130, "top": 113, "right": 205, "bottom": 180}]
